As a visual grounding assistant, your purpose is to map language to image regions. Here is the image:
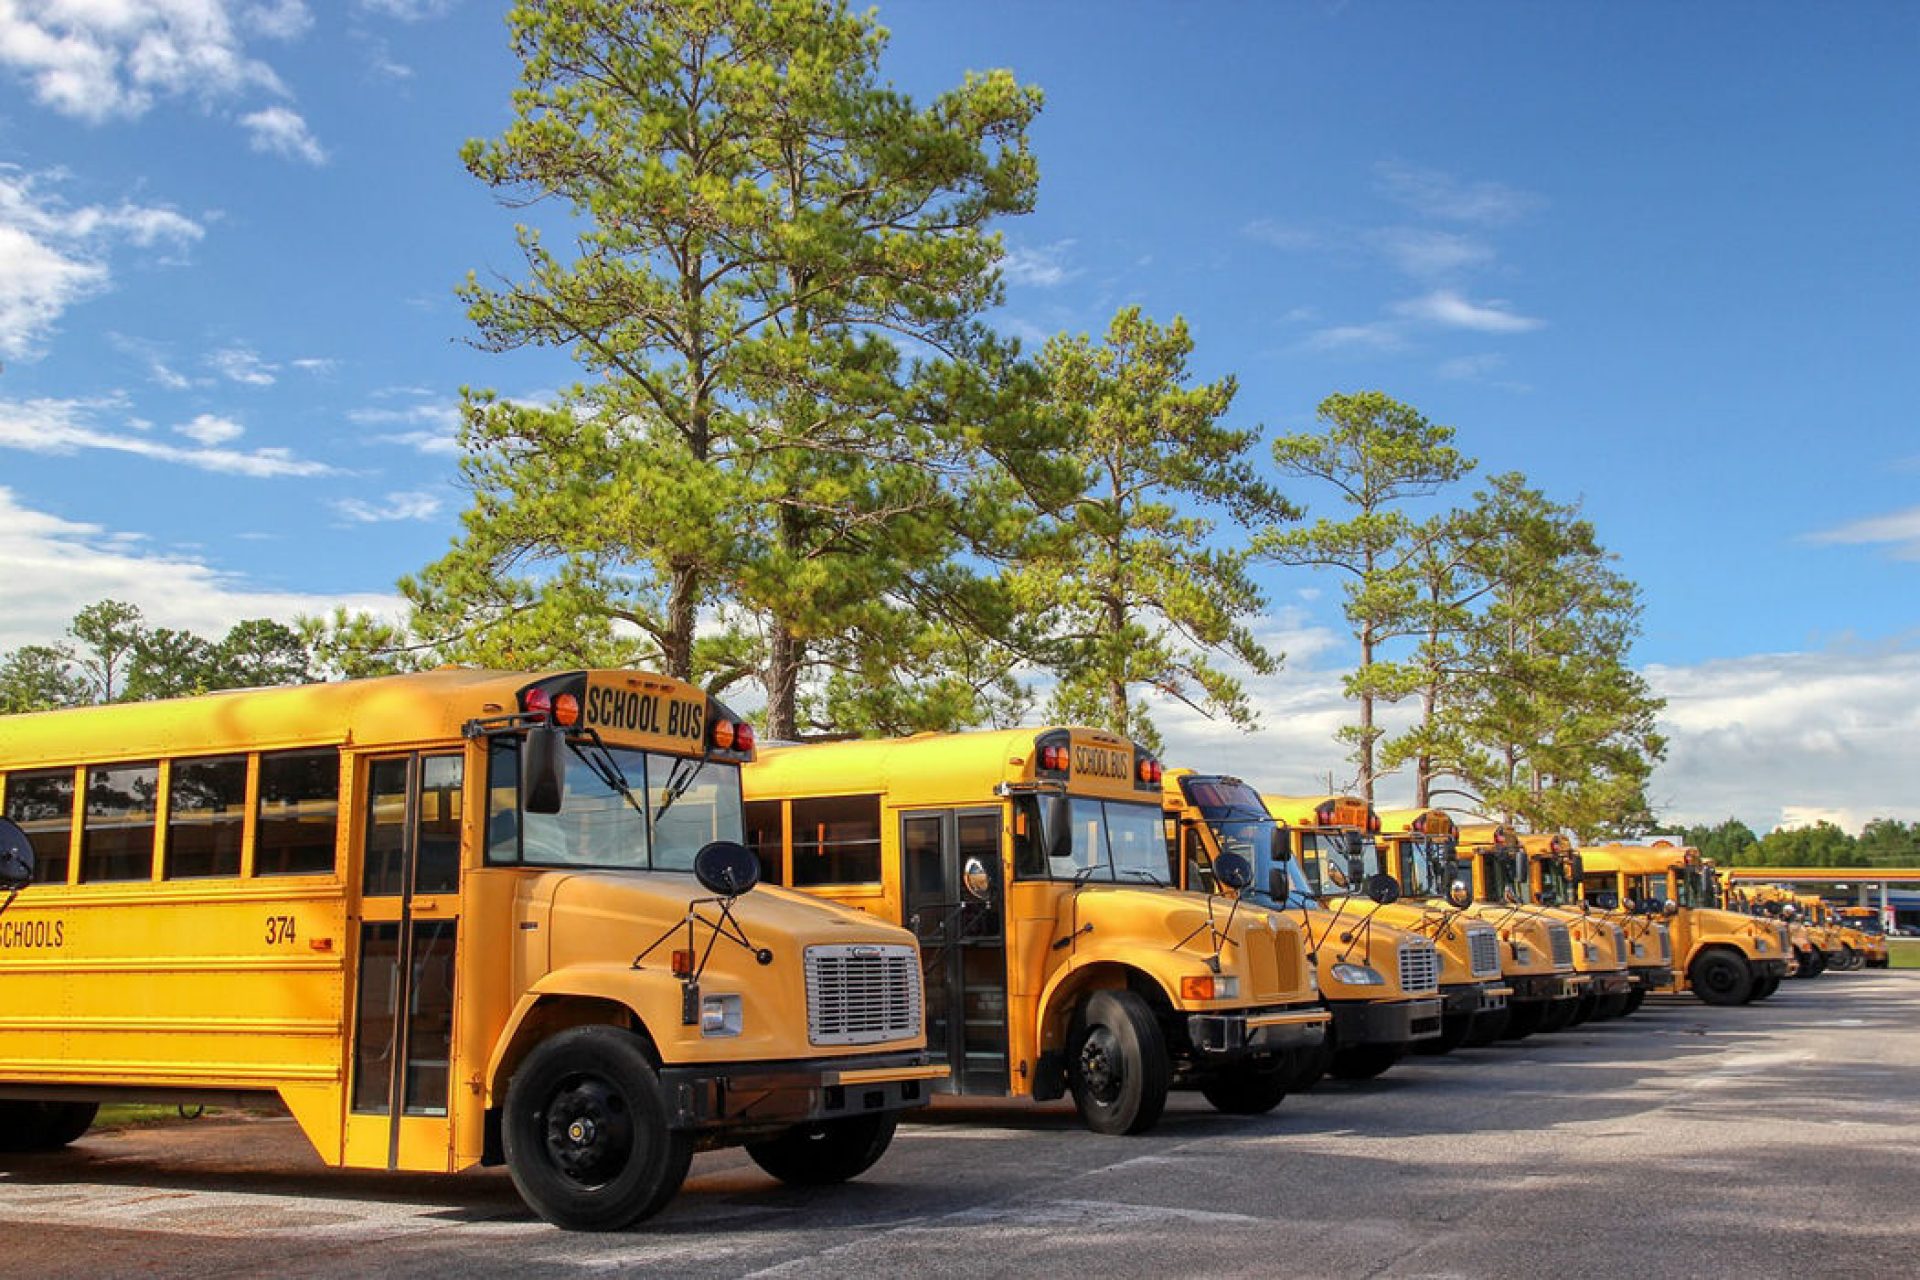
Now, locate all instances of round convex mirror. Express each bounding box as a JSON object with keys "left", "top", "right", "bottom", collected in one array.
[
  {"left": 962, "top": 856, "right": 994, "bottom": 901},
  {"left": 1213, "top": 851, "right": 1254, "bottom": 891},
  {"left": 693, "top": 840, "right": 760, "bottom": 896},
  {"left": 1447, "top": 881, "right": 1472, "bottom": 909},
  {"left": 1365, "top": 873, "right": 1401, "bottom": 905},
  {"left": 0, "top": 818, "right": 34, "bottom": 891}
]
